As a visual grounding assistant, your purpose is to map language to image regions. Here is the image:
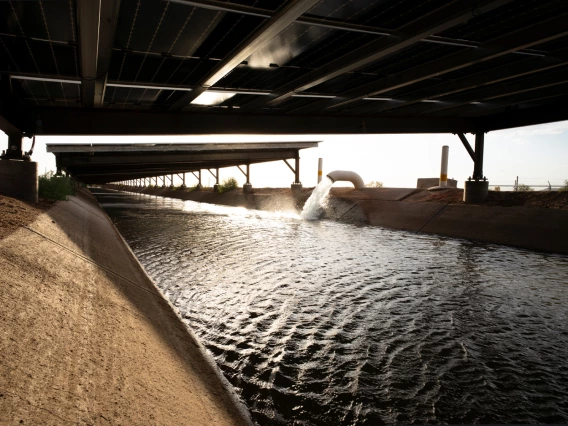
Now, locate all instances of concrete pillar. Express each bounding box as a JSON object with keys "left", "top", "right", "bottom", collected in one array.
[
  {"left": 170, "top": 174, "right": 174, "bottom": 188},
  {"left": 464, "top": 180, "right": 489, "bottom": 203},
  {"left": 0, "top": 160, "right": 38, "bottom": 203},
  {"left": 181, "top": 173, "right": 186, "bottom": 188}
]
